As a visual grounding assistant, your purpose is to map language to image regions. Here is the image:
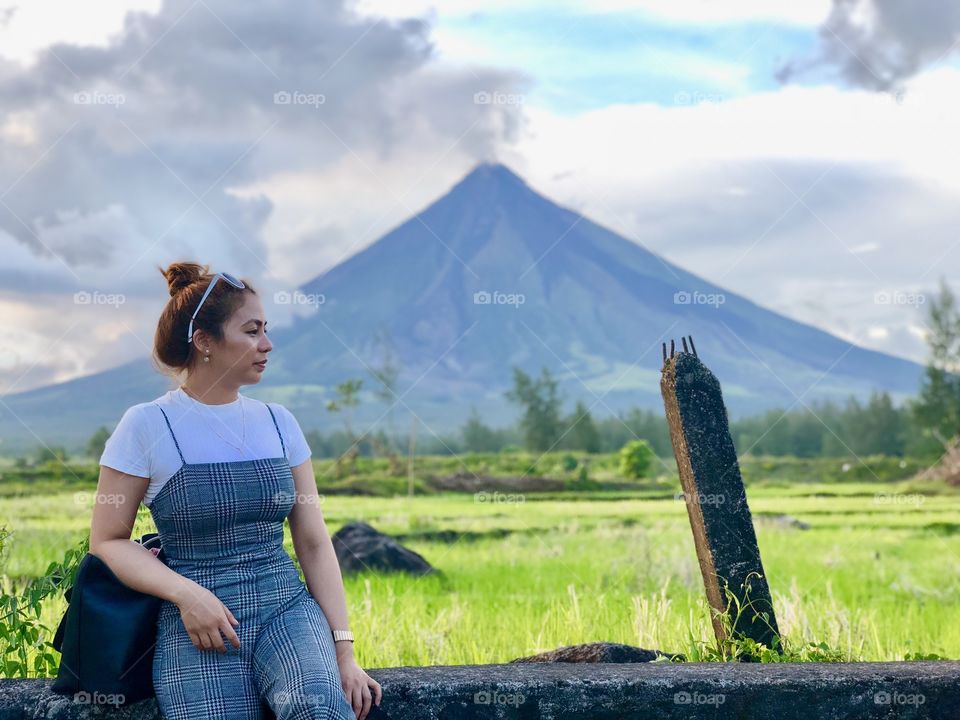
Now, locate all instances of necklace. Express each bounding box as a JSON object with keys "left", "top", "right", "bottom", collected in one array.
[{"left": 178, "top": 385, "right": 247, "bottom": 453}]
